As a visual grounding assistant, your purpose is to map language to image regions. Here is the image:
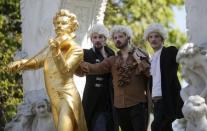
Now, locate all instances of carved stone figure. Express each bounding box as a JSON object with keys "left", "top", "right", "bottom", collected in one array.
[
  {"left": 176, "top": 43, "right": 207, "bottom": 101},
  {"left": 173, "top": 43, "right": 207, "bottom": 131},
  {"left": 182, "top": 95, "right": 207, "bottom": 131},
  {"left": 173, "top": 95, "right": 207, "bottom": 131},
  {"left": 31, "top": 99, "right": 56, "bottom": 131},
  {"left": 4, "top": 103, "right": 33, "bottom": 131},
  {"left": 5, "top": 99, "right": 57, "bottom": 131},
  {"left": 8, "top": 9, "right": 87, "bottom": 131}
]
